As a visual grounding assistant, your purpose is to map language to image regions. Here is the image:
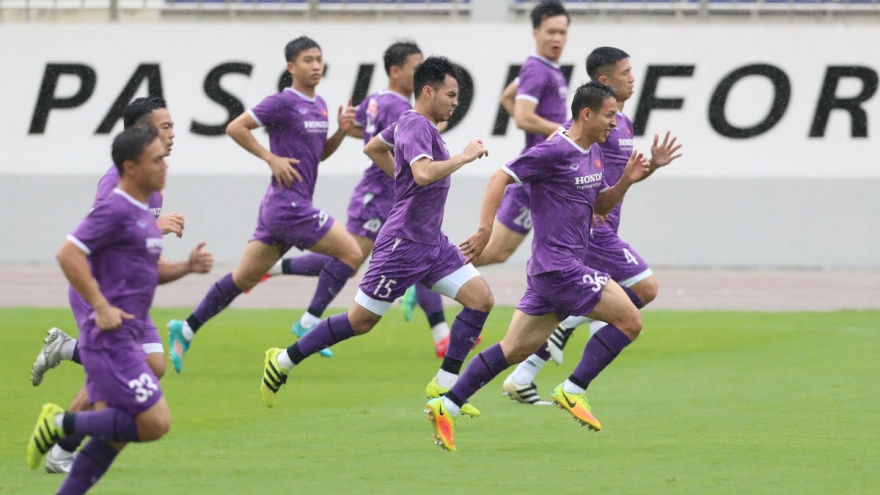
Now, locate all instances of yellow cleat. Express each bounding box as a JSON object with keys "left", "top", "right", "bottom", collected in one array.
[
  {"left": 261, "top": 348, "right": 289, "bottom": 408},
  {"left": 425, "top": 378, "right": 480, "bottom": 417},
  {"left": 27, "top": 403, "right": 64, "bottom": 469},
  {"left": 424, "top": 398, "right": 456, "bottom": 452},
  {"left": 551, "top": 385, "right": 602, "bottom": 431}
]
